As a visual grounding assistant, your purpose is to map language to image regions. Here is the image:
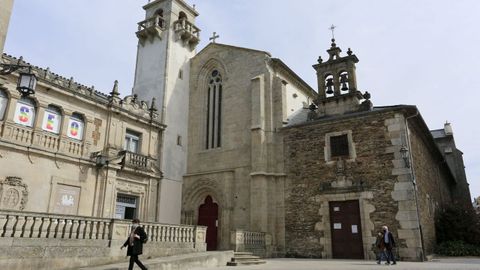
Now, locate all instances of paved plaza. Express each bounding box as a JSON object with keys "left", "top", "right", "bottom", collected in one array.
[{"left": 191, "top": 258, "right": 480, "bottom": 270}]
